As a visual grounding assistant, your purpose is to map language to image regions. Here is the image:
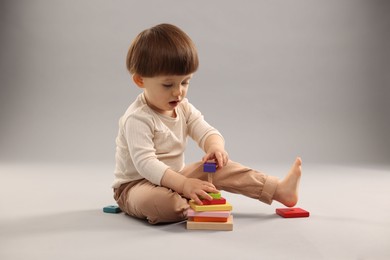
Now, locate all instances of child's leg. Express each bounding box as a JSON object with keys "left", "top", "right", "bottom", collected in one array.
[
  {"left": 182, "top": 161, "right": 278, "bottom": 204},
  {"left": 181, "top": 157, "right": 301, "bottom": 206},
  {"left": 114, "top": 179, "right": 189, "bottom": 224}
]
